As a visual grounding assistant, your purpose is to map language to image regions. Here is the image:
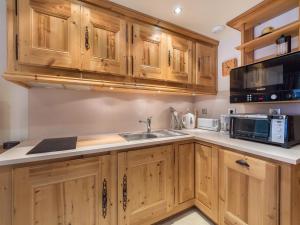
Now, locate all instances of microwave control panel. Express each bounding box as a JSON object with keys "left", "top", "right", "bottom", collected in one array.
[{"left": 270, "top": 119, "right": 285, "bottom": 144}]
